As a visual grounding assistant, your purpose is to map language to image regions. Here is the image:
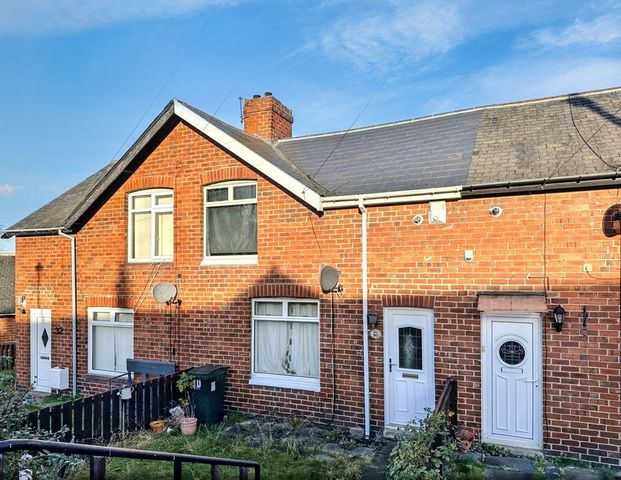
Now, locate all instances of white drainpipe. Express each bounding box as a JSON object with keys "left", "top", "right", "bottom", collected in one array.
[
  {"left": 58, "top": 230, "right": 78, "bottom": 397},
  {"left": 358, "top": 198, "right": 371, "bottom": 438}
]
